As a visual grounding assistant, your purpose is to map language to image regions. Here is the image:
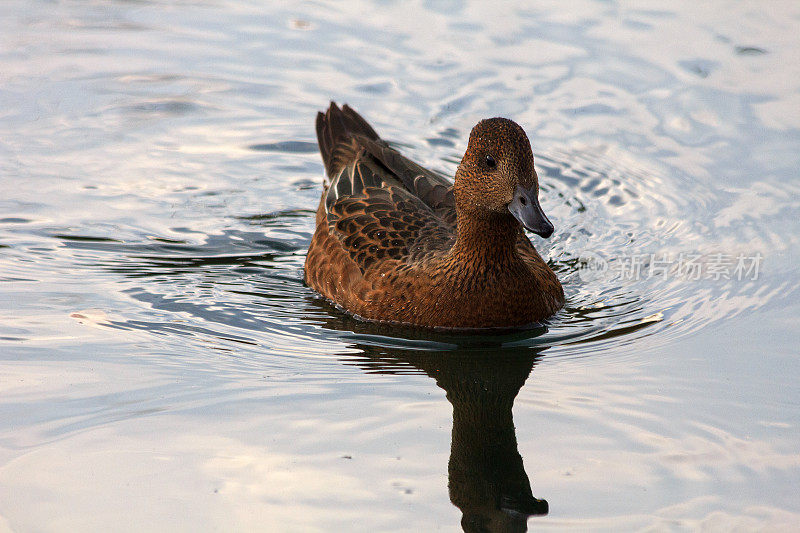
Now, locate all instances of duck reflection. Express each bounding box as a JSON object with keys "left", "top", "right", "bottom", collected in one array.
[
  {"left": 317, "top": 305, "right": 549, "bottom": 532},
  {"left": 440, "top": 351, "right": 549, "bottom": 532}
]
